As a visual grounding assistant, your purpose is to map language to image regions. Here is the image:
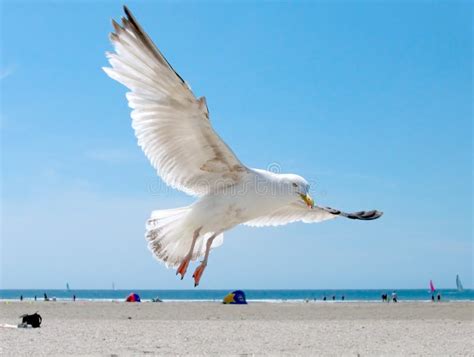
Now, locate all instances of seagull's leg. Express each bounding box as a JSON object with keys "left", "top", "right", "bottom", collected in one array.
[
  {"left": 176, "top": 227, "right": 201, "bottom": 280},
  {"left": 192, "top": 233, "right": 217, "bottom": 287}
]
